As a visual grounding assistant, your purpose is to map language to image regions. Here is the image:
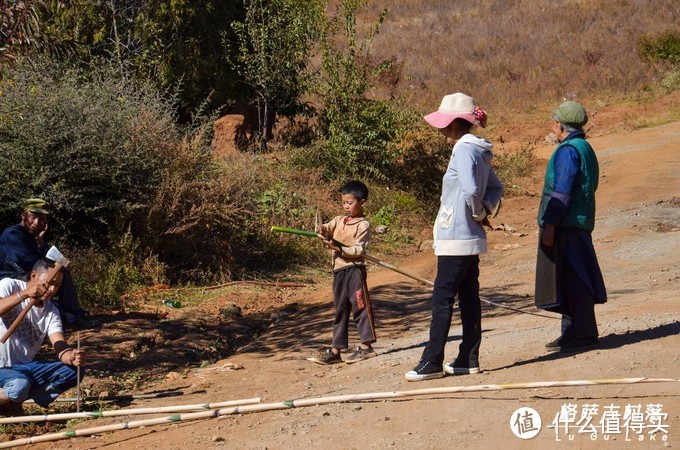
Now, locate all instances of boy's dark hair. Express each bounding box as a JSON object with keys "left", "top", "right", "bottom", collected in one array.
[
  {"left": 32, "top": 258, "right": 57, "bottom": 274},
  {"left": 341, "top": 180, "right": 369, "bottom": 201}
]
